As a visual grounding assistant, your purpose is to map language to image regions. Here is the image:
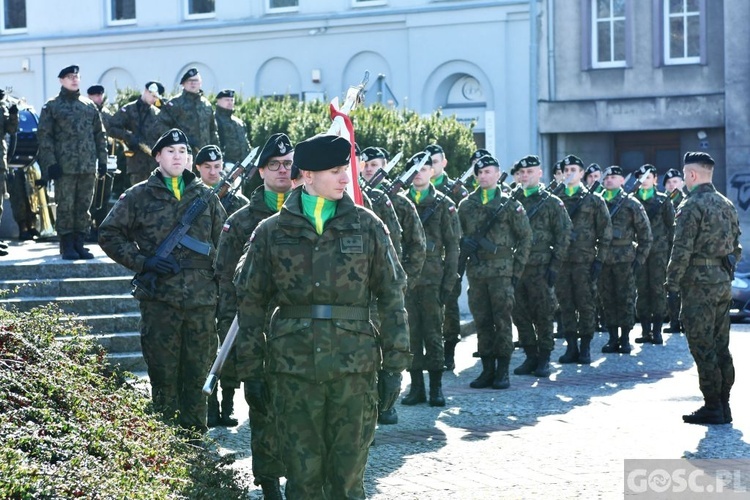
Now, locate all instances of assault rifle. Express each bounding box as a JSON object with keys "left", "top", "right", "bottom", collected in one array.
[
  {"left": 457, "top": 172, "right": 514, "bottom": 277},
  {"left": 445, "top": 164, "right": 474, "bottom": 200},
  {"left": 218, "top": 147, "right": 260, "bottom": 211},
  {"left": 362, "top": 151, "right": 403, "bottom": 191},
  {"left": 385, "top": 155, "right": 423, "bottom": 196},
  {"left": 567, "top": 181, "right": 600, "bottom": 220},
  {"left": 608, "top": 174, "right": 641, "bottom": 220}
]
